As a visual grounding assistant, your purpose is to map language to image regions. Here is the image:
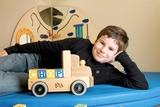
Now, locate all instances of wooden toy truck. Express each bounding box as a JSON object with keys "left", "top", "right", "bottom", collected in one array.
[{"left": 28, "top": 50, "right": 94, "bottom": 97}]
